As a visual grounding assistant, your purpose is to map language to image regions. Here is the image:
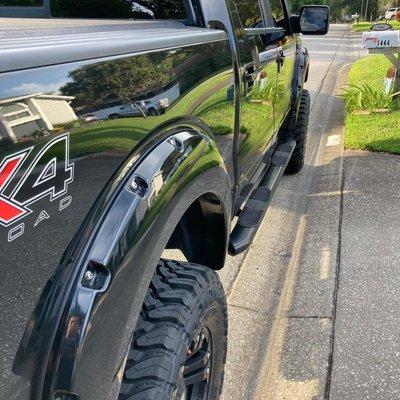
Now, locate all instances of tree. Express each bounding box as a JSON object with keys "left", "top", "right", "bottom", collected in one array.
[
  {"left": 50, "top": 0, "right": 186, "bottom": 19},
  {"left": 289, "top": 0, "right": 382, "bottom": 20},
  {"left": 60, "top": 55, "right": 173, "bottom": 109},
  {"left": 131, "top": 0, "right": 186, "bottom": 19},
  {"left": 289, "top": 0, "right": 325, "bottom": 13}
]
